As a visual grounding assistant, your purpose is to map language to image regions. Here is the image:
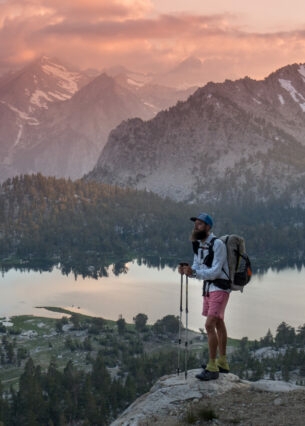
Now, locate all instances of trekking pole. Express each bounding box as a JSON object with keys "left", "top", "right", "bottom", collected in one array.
[
  {"left": 184, "top": 275, "right": 189, "bottom": 379},
  {"left": 177, "top": 270, "right": 183, "bottom": 376}
]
